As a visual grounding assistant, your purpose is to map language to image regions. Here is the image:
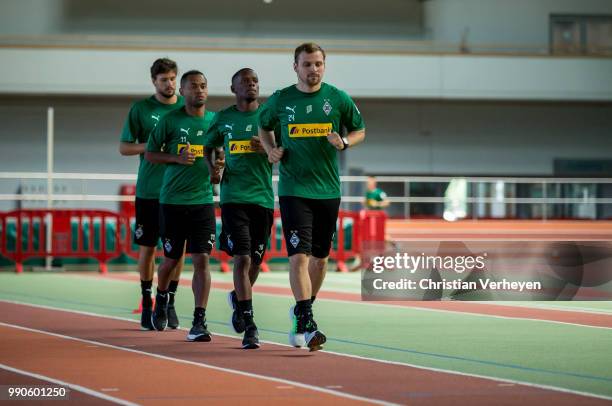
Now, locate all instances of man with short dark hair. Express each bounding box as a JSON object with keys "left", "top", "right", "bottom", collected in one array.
[
  {"left": 204, "top": 68, "right": 273, "bottom": 349},
  {"left": 259, "top": 43, "right": 366, "bottom": 351},
  {"left": 119, "top": 58, "right": 185, "bottom": 331},
  {"left": 145, "top": 70, "right": 218, "bottom": 342}
]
